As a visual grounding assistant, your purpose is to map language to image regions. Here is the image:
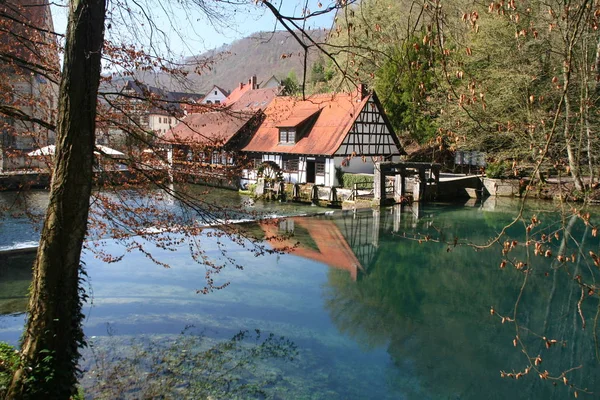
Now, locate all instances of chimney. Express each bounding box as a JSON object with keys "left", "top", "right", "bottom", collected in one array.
[
  {"left": 357, "top": 83, "right": 369, "bottom": 100},
  {"left": 251, "top": 75, "right": 257, "bottom": 90},
  {"left": 239, "top": 82, "right": 243, "bottom": 90}
]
